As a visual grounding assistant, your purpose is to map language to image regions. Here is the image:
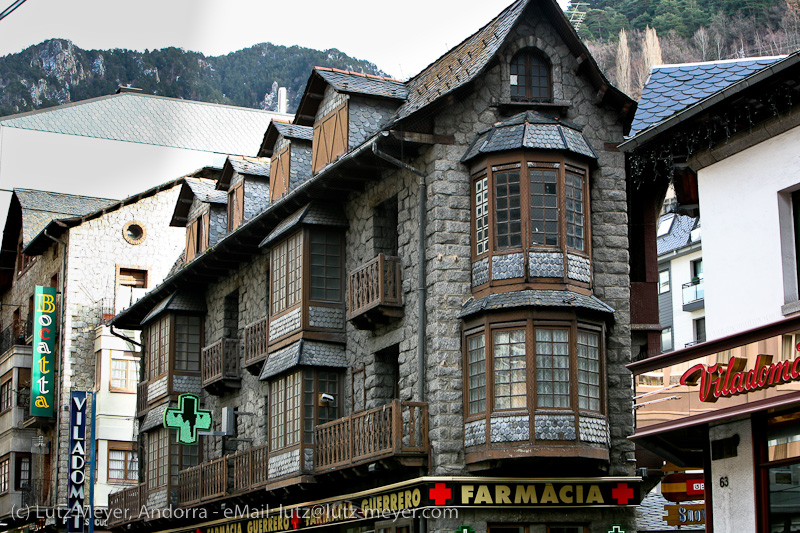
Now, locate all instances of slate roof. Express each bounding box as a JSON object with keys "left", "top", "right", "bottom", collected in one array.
[
  {"left": 0, "top": 92, "right": 292, "bottom": 157},
  {"left": 315, "top": 68, "right": 408, "bottom": 100},
  {"left": 185, "top": 178, "right": 228, "bottom": 204},
  {"left": 259, "top": 203, "right": 348, "bottom": 248},
  {"left": 458, "top": 289, "right": 614, "bottom": 318},
  {"left": 259, "top": 340, "right": 348, "bottom": 380},
  {"left": 630, "top": 56, "right": 786, "bottom": 136},
  {"left": 141, "top": 291, "right": 207, "bottom": 325},
  {"left": 657, "top": 214, "right": 700, "bottom": 256},
  {"left": 15, "top": 189, "right": 115, "bottom": 246},
  {"left": 462, "top": 111, "right": 597, "bottom": 162},
  {"left": 229, "top": 157, "right": 271, "bottom": 178},
  {"left": 141, "top": 403, "right": 172, "bottom": 432},
  {"left": 272, "top": 121, "right": 313, "bottom": 142}
]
